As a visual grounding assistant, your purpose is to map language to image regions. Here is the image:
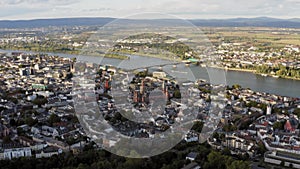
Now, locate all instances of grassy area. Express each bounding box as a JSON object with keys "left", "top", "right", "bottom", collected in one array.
[
  {"left": 202, "top": 27, "right": 300, "bottom": 47},
  {"left": 104, "top": 53, "right": 129, "bottom": 60}
]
